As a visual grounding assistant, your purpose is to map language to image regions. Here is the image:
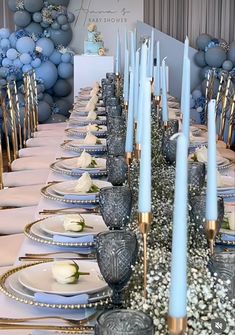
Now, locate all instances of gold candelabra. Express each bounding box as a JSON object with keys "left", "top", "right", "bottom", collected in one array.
[
  {"left": 205, "top": 220, "right": 218, "bottom": 255},
  {"left": 134, "top": 143, "right": 141, "bottom": 160},
  {"left": 167, "top": 316, "right": 187, "bottom": 335},
  {"left": 125, "top": 152, "right": 133, "bottom": 187},
  {"left": 226, "top": 93, "right": 235, "bottom": 149}
]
